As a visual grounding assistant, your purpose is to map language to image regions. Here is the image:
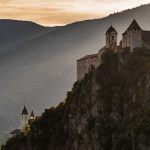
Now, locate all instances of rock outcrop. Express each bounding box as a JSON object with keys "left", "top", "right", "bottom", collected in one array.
[{"left": 2, "top": 48, "right": 150, "bottom": 150}]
